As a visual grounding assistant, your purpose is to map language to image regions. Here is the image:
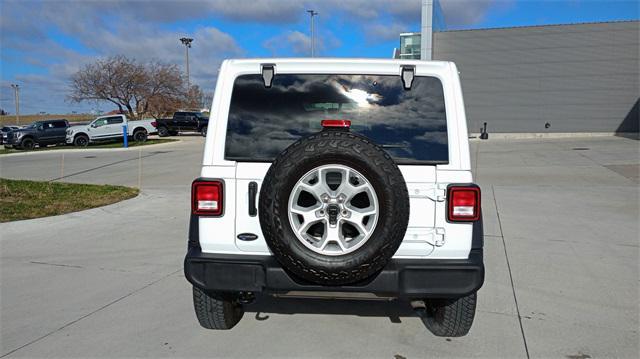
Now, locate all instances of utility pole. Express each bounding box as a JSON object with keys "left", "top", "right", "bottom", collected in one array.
[
  {"left": 10, "top": 84, "right": 20, "bottom": 124},
  {"left": 307, "top": 10, "right": 318, "bottom": 57},
  {"left": 180, "top": 37, "right": 194, "bottom": 88}
]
